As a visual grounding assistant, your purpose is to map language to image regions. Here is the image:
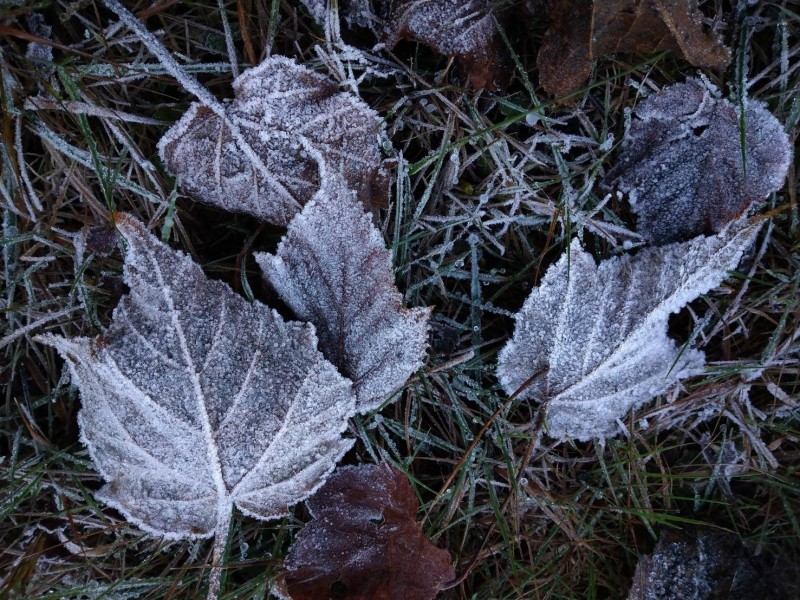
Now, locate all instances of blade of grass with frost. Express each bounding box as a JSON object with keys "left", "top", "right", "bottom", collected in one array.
[
  {"left": 497, "top": 223, "right": 762, "bottom": 442},
  {"left": 36, "top": 215, "right": 356, "bottom": 599}
]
